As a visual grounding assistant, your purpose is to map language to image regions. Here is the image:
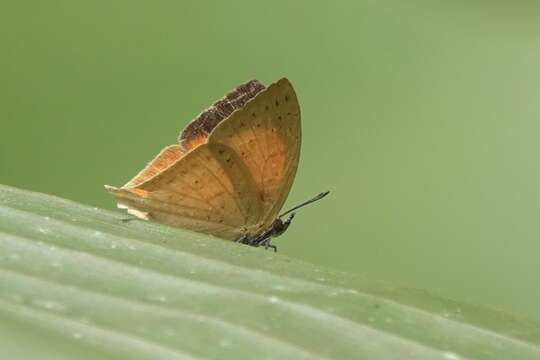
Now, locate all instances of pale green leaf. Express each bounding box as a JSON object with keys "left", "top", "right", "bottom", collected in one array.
[{"left": 0, "top": 184, "right": 539, "bottom": 359}]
